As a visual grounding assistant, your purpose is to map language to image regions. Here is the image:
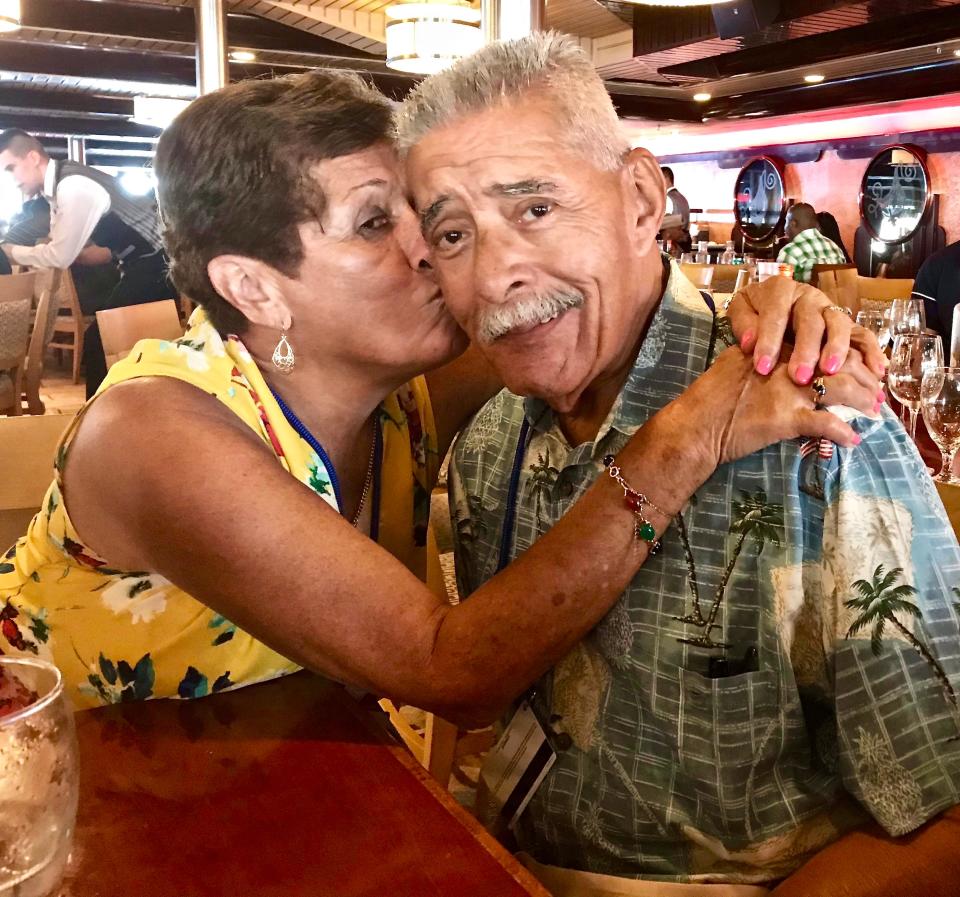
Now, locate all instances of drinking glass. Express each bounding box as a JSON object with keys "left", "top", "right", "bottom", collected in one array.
[
  {"left": 921, "top": 366, "right": 960, "bottom": 485},
  {"left": 889, "top": 333, "right": 944, "bottom": 442},
  {"left": 0, "top": 658, "right": 78, "bottom": 897},
  {"left": 680, "top": 252, "right": 695, "bottom": 265},
  {"left": 888, "top": 298, "right": 926, "bottom": 337},
  {"left": 855, "top": 308, "right": 891, "bottom": 351}
]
